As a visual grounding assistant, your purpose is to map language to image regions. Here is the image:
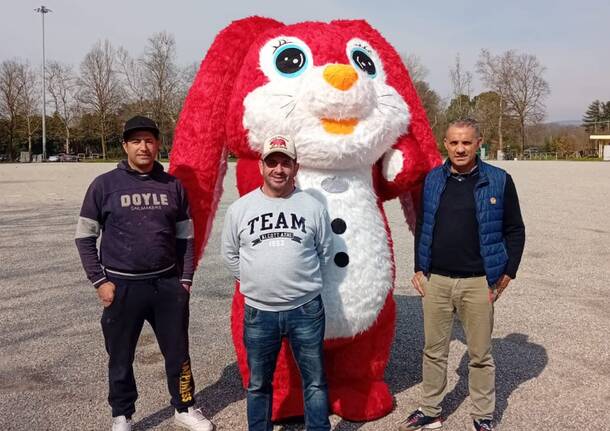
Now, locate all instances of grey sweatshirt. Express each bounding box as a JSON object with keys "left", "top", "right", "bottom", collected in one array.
[{"left": 221, "top": 187, "right": 333, "bottom": 311}]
